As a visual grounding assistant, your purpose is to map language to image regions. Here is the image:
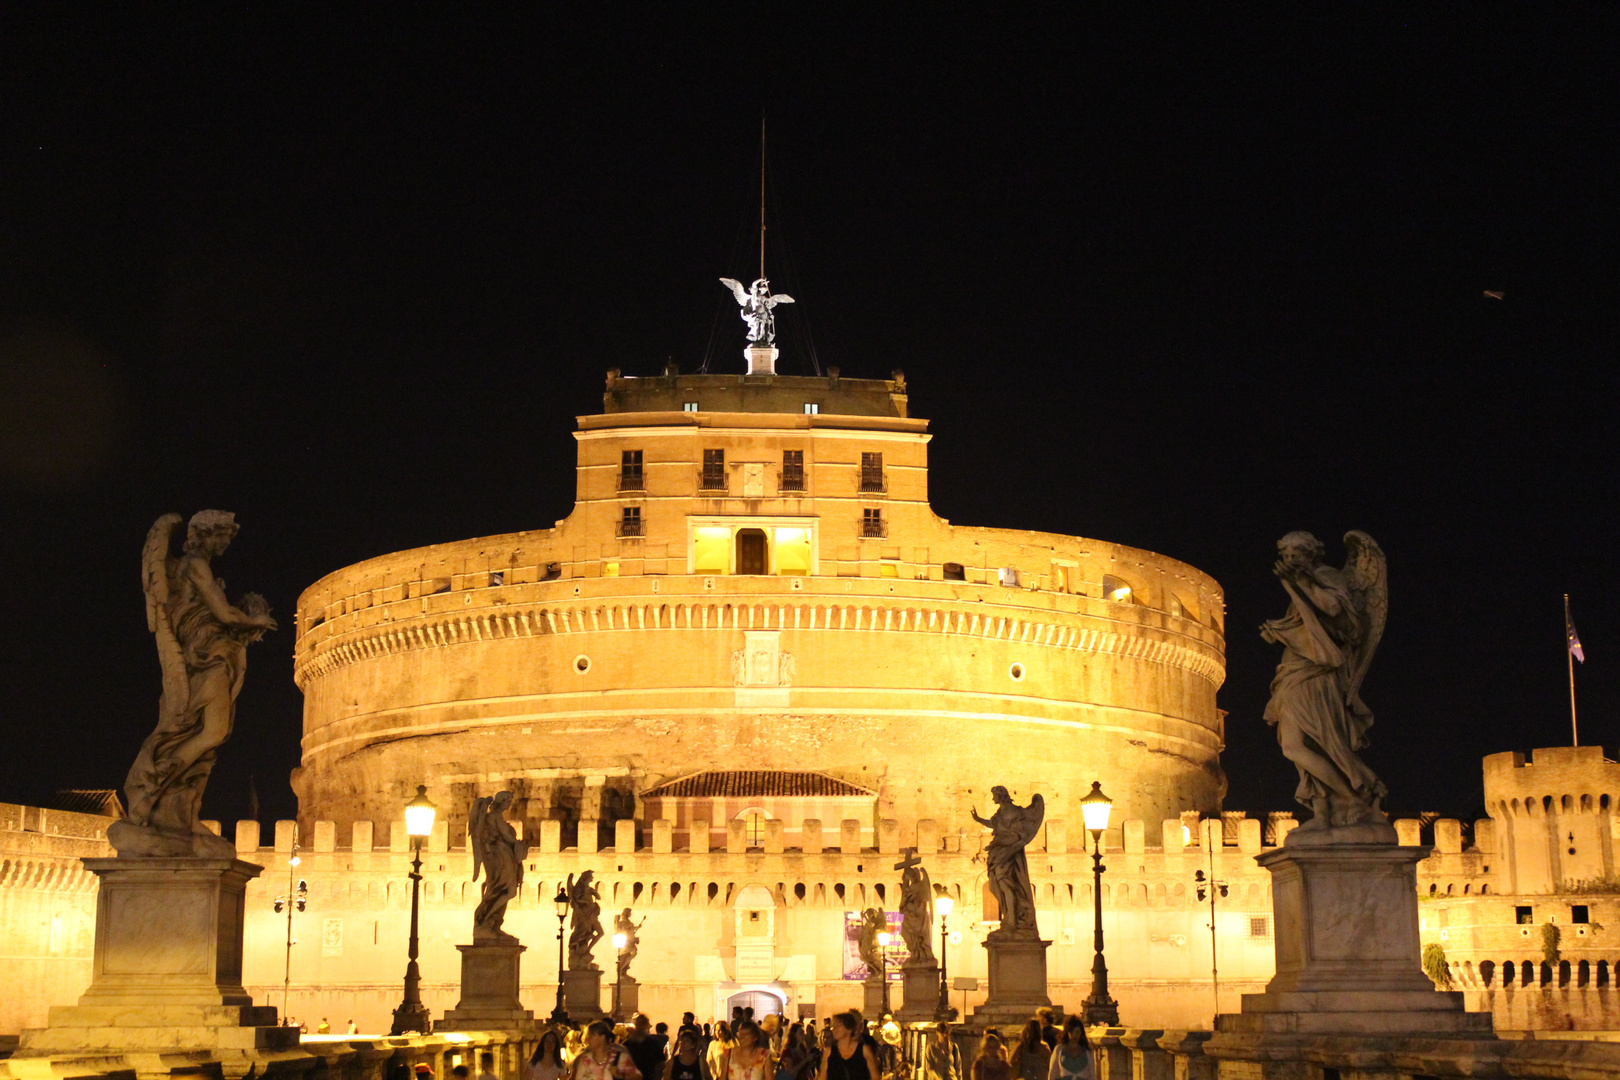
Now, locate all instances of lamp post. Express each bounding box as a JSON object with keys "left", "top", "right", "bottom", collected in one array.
[
  {"left": 1080, "top": 781, "right": 1120, "bottom": 1026},
  {"left": 612, "top": 931, "right": 628, "bottom": 1019},
  {"left": 549, "top": 885, "right": 571, "bottom": 1024},
  {"left": 390, "top": 785, "right": 438, "bottom": 1035},
  {"left": 933, "top": 891, "right": 955, "bottom": 1021},
  {"left": 272, "top": 843, "right": 308, "bottom": 1024},
  {"left": 876, "top": 929, "right": 892, "bottom": 1016}
]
